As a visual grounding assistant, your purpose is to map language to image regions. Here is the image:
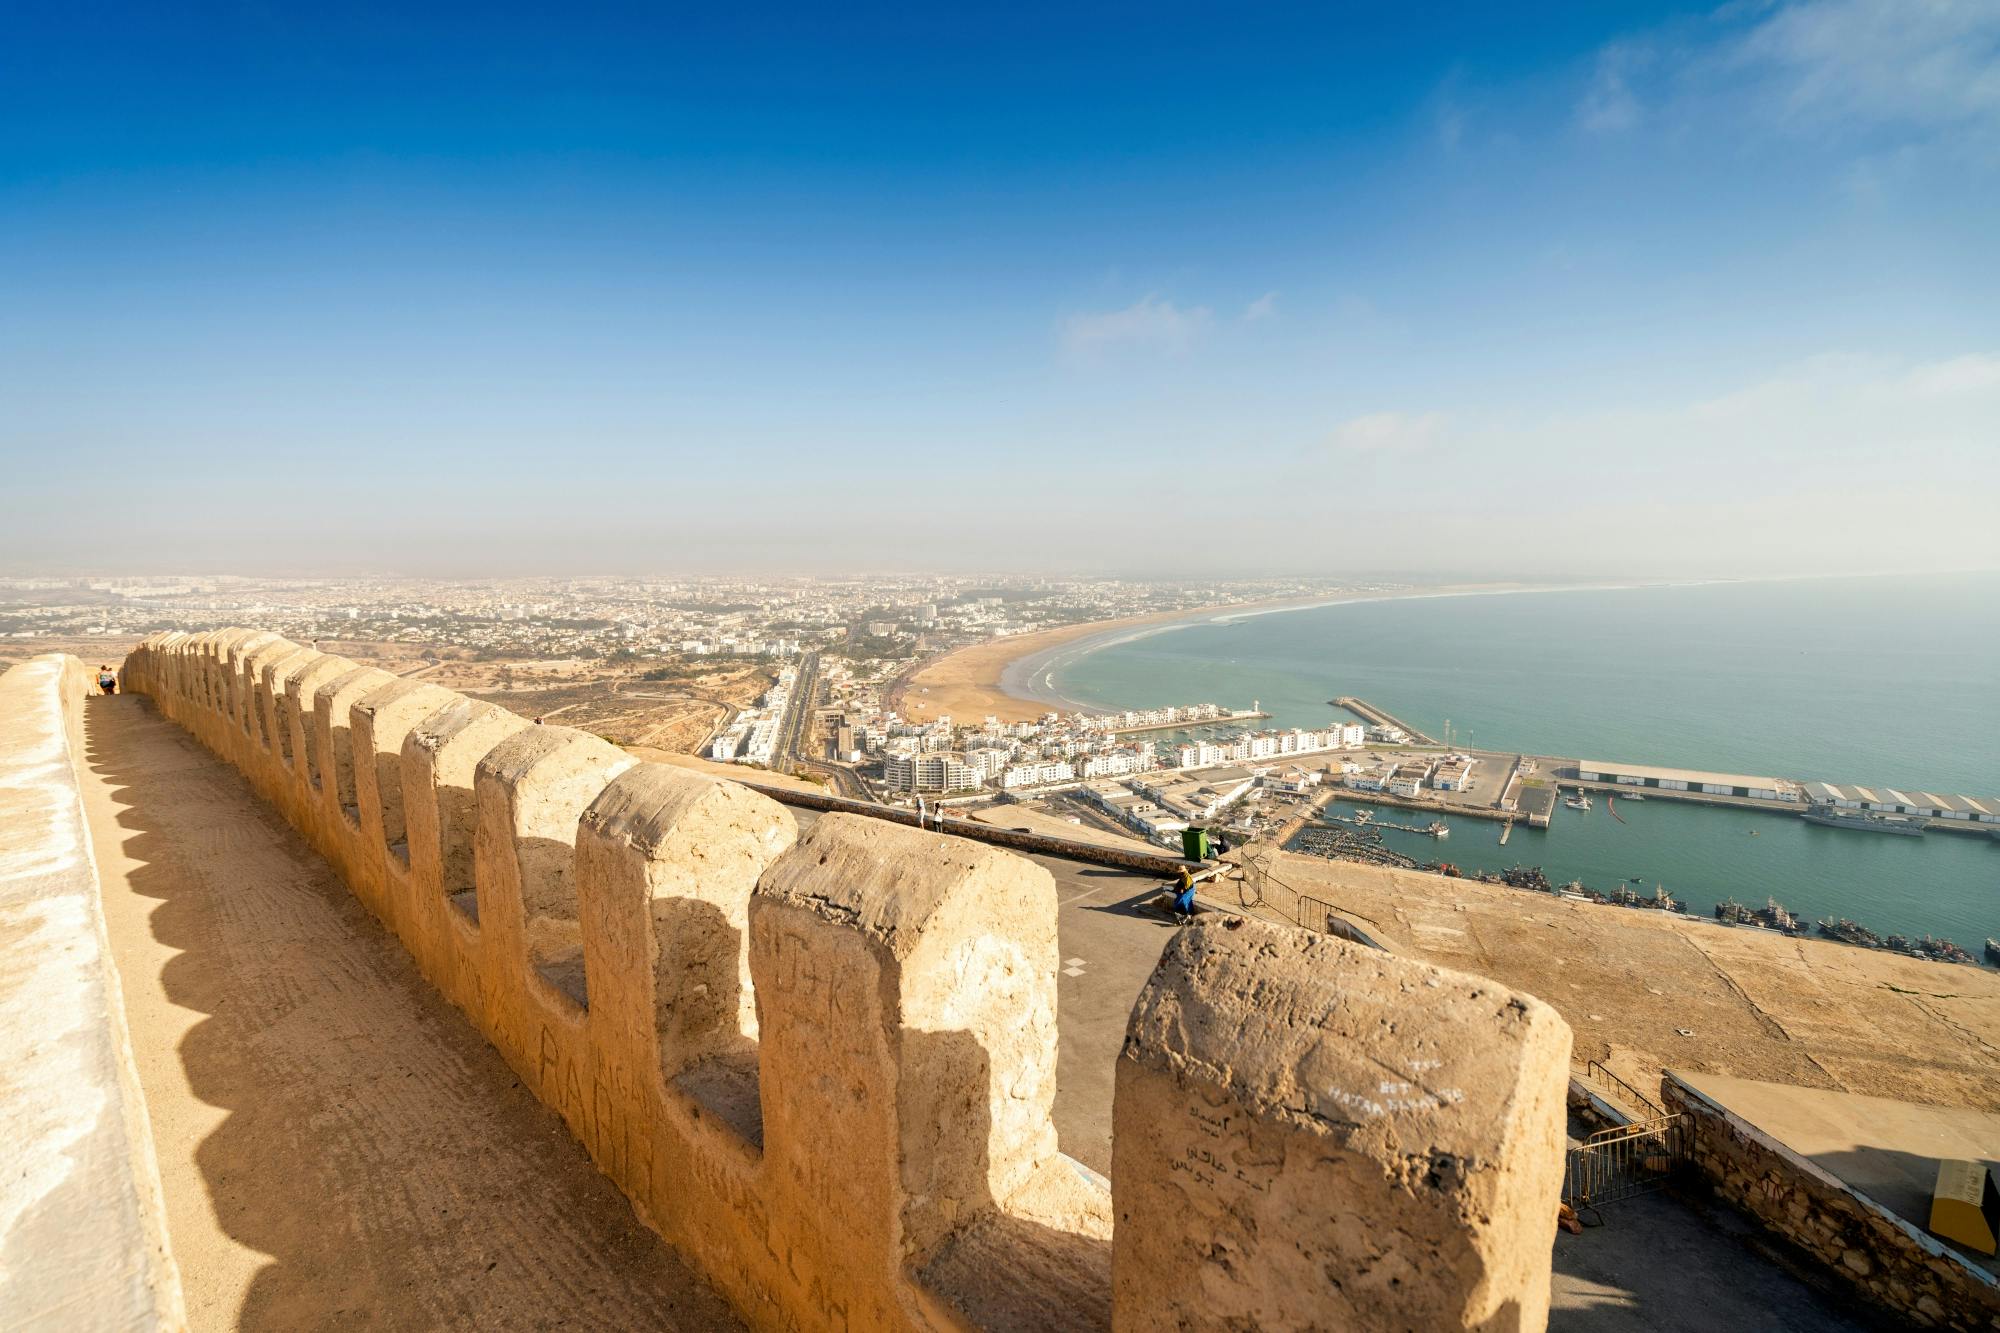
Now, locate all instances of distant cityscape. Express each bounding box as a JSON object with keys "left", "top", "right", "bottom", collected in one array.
[{"left": 0, "top": 571, "right": 1402, "bottom": 828}]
